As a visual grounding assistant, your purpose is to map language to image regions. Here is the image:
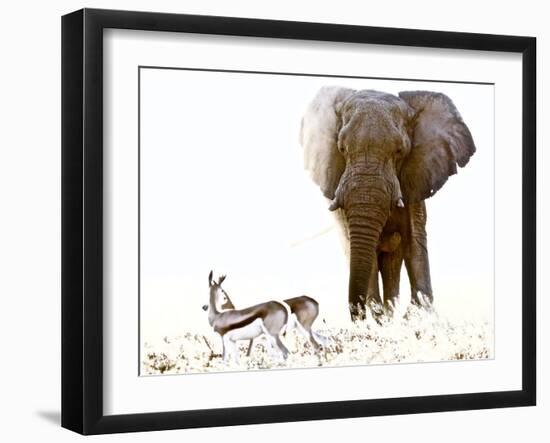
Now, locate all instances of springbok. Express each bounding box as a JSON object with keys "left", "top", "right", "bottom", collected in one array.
[
  {"left": 203, "top": 271, "right": 289, "bottom": 364},
  {"left": 251, "top": 296, "right": 327, "bottom": 354},
  {"left": 207, "top": 278, "right": 328, "bottom": 354}
]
